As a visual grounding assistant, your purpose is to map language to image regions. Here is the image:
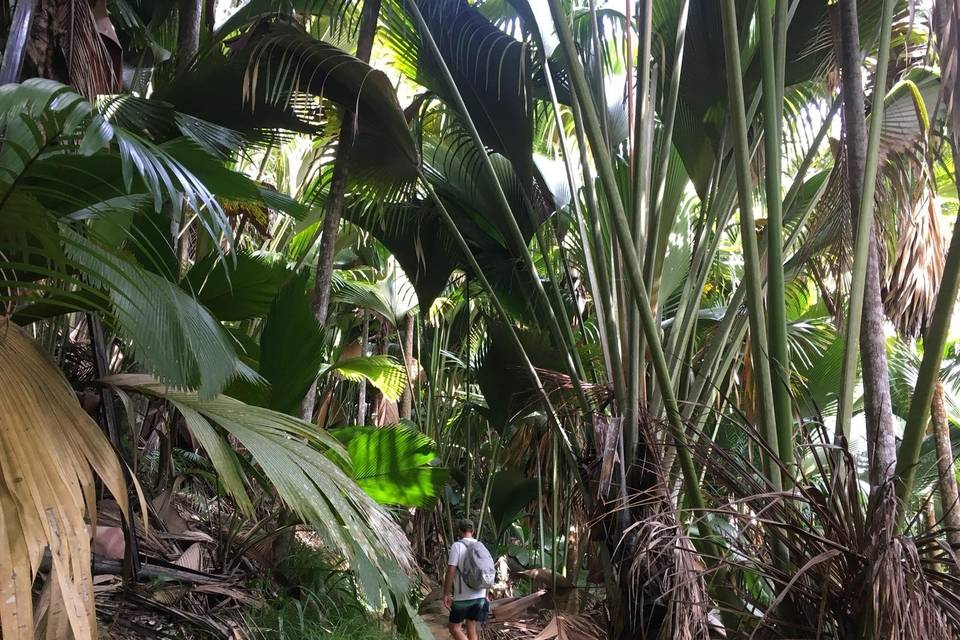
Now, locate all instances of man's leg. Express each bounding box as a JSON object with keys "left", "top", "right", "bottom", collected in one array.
[
  {"left": 448, "top": 622, "right": 468, "bottom": 640},
  {"left": 465, "top": 619, "right": 479, "bottom": 640}
]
